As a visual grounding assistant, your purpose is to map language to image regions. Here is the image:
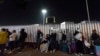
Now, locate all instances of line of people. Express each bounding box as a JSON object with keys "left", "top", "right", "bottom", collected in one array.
[
  {"left": 0, "top": 28, "right": 27, "bottom": 56},
  {"left": 36, "top": 30, "right": 58, "bottom": 53},
  {"left": 36, "top": 29, "right": 100, "bottom": 56},
  {"left": 74, "top": 29, "right": 100, "bottom": 56},
  {"left": 0, "top": 28, "right": 100, "bottom": 56}
]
